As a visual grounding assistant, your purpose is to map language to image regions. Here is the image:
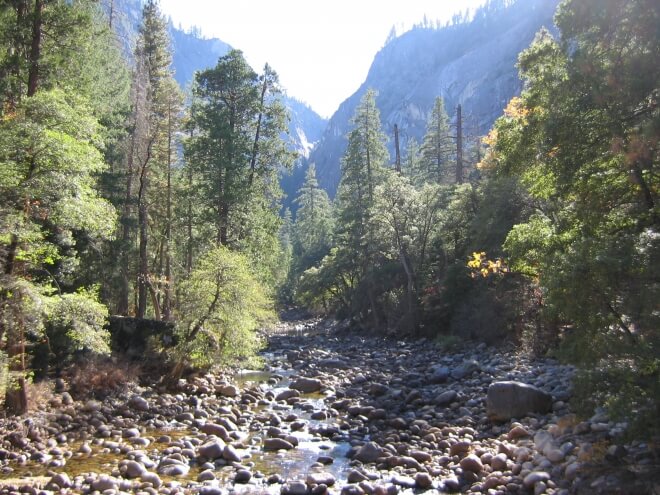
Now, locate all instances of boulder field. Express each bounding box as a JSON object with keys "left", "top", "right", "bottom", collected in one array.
[{"left": 0, "top": 319, "right": 655, "bottom": 494}]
